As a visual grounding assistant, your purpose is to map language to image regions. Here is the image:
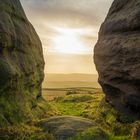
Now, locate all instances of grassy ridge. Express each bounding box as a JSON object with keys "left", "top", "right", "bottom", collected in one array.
[
  {"left": 42, "top": 73, "right": 100, "bottom": 89},
  {"left": 43, "top": 81, "right": 100, "bottom": 88},
  {"left": 42, "top": 88, "right": 140, "bottom": 140},
  {"left": 42, "top": 88, "right": 102, "bottom": 101},
  {"left": 1, "top": 87, "right": 140, "bottom": 139}
]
